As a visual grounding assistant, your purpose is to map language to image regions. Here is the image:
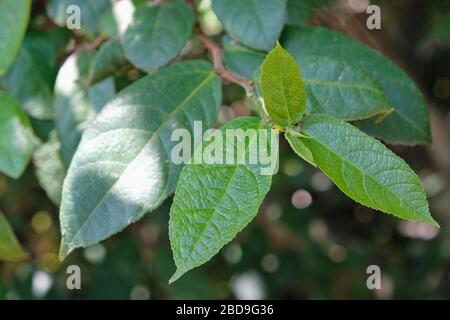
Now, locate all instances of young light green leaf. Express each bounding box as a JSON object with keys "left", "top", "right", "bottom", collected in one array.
[
  {"left": 33, "top": 131, "right": 65, "bottom": 205},
  {"left": 282, "top": 26, "right": 431, "bottom": 145},
  {"left": 47, "top": 0, "right": 111, "bottom": 35},
  {"left": 169, "top": 117, "right": 275, "bottom": 283},
  {"left": 0, "top": 212, "right": 28, "bottom": 262},
  {"left": 301, "top": 56, "right": 392, "bottom": 121},
  {"left": 261, "top": 42, "right": 306, "bottom": 127},
  {"left": 285, "top": 131, "right": 316, "bottom": 167},
  {"left": 0, "top": 0, "right": 31, "bottom": 76},
  {"left": 222, "top": 35, "right": 266, "bottom": 80},
  {"left": 0, "top": 91, "right": 35, "bottom": 179},
  {"left": 121, "top": 0, "right": 195, "bottom": 72},
  {"left": 54, "top": 52, "right": 115, "bottom": 168},
  {"left": 300, "top": 113, "right": 437, "bottom": 226},
  {"left": 1, "top": 47, "right": 54, "bottom": 120},
  {"left": 59, "top": 61, "right": 222, "bottom": 258},
  {"left": 212, "top": 0, "right": 287, "bottom": 51},
  {"left": 88, "top": 41, "right": 131, "bottom": 86}
]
